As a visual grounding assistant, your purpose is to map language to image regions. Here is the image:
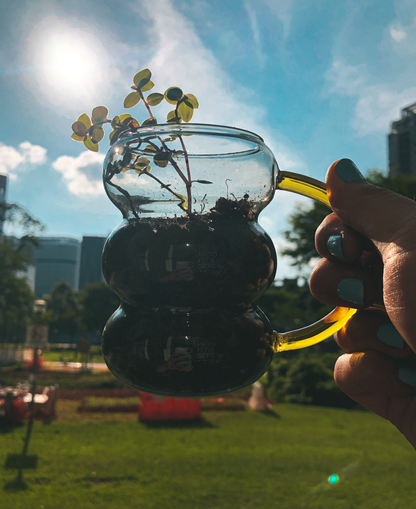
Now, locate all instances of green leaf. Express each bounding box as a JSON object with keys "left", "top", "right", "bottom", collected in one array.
[
  {"left": 153, "top": 152, "right": 170, "bottom": 168},
  {"left": 119, "top": 114, "right": 132, "bottom": 123},
  {"left": 194, "top": 179, "right": 213, "bottom": 184},
  {"left": 142, "top": 118, "right": 158, "bottom": 126},
  {"left": 124, "top": 92, "right": 141, "bottom": 109},
  {"left": 144, "top": 144, "right": 157, "bottom": 154},
  {"left": 165, "top": 87, "right": 184, "bottom": 104},
  {"left": 134, "top": 157, "right": 151, "bottom": 167},
  {"left": 71, "top": 132, "right": 84, "bottom": 142},
  {"left": 178, "top": 101, "right": 194, "bottom": 122},
  {"left": 175, "top": 193, "right": 188, "bottom": 211},
  {"left": 84, "top": 137, "right": 99, "bottom": 152},
  {"left": 109, "top": 129, "right": 121, "bottom": 145},
  {"left": 77, "top": 113, "right": 91, "bottom": 129},
  {"left": 111, "top": 116, "right": 120, "bottom": 128},
  {"left": 147, "top": 93, "right": 164, "bottom": 106},
  {"left": 120, "top": 115, "right": 140, "bottom": 129},
  {"left": 92, "top": 106, "right": 108, "bottom": 123},
  {"left": 166, "top": 110, "right": 182, "bottom": 123},
  {"left": 140, "top": 80, "right": 154, "bottom": 92},
  {"left": 133, "top": 68, "right": 152, "bottom": 86},
  {"left": 72, "top": 121, "right": 88, "bottom": 137},
  {"left": 173, "top": 150, "right": 184, "bottom": 157},
  {"left": 127, "top": 118, "right": 140, "bottom": 129},
  {"left": 185, "top": 93, "right": 199, "bottom": 109},
  {"left": 91, "top": 127, "right": 105, "bottom": 143}
]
